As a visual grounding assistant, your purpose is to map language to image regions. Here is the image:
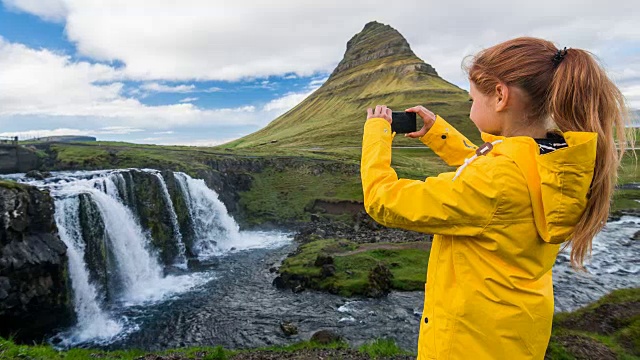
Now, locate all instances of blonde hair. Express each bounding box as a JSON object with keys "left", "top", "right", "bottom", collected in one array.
[{"left": 465, "top": 37, "right": 636, "bottom": 271}]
